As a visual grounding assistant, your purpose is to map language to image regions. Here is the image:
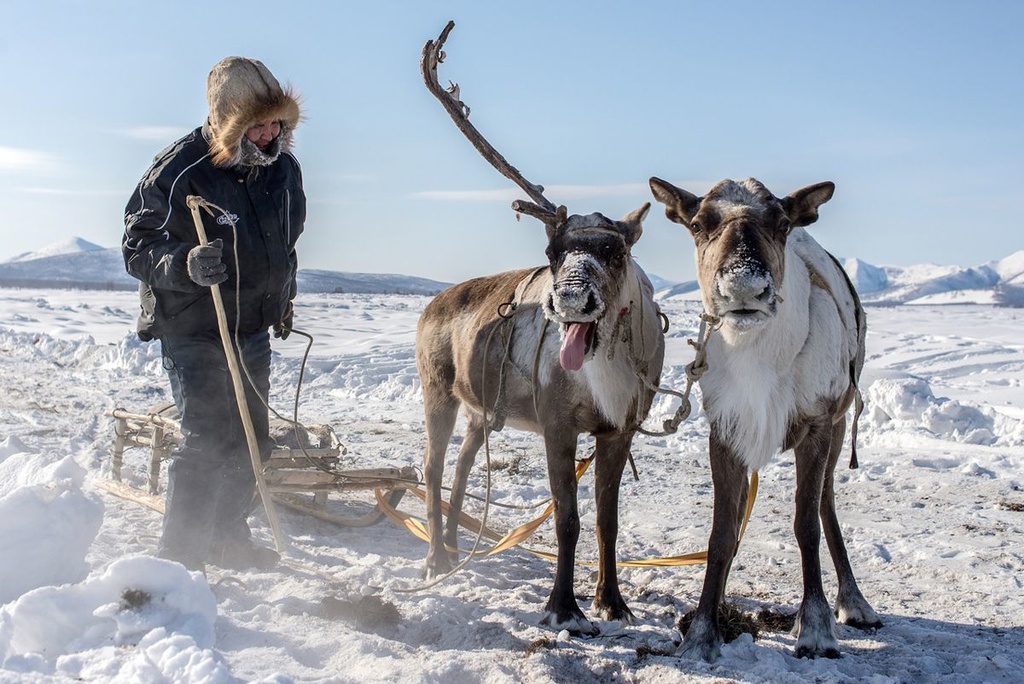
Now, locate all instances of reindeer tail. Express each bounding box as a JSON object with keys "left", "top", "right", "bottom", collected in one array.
[{"left": 849, "top": 389, "right": 863, "bottom": 469}]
